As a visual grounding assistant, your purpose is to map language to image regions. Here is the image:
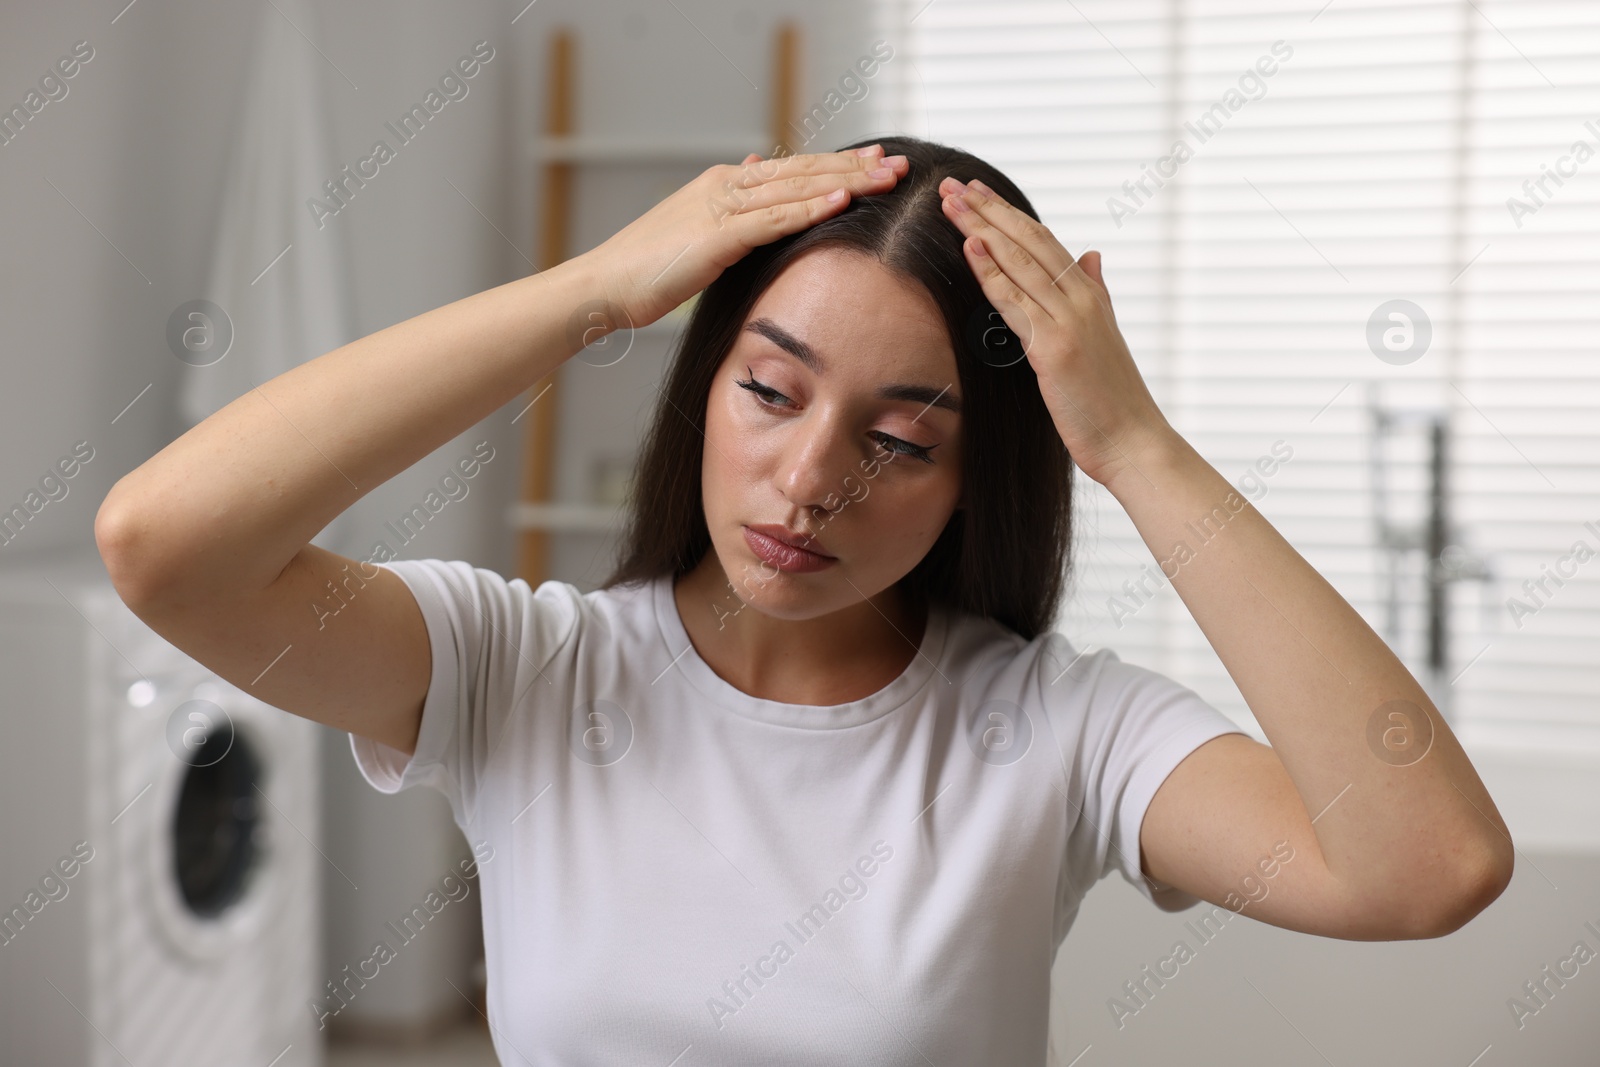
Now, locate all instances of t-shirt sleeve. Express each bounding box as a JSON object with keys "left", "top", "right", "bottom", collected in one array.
[
  {"left": 1046, "top": 641, "right": 1251, "bottom": 913},
  {"left": 346, "top": 557, "right": 582, "bottom": 830}
]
